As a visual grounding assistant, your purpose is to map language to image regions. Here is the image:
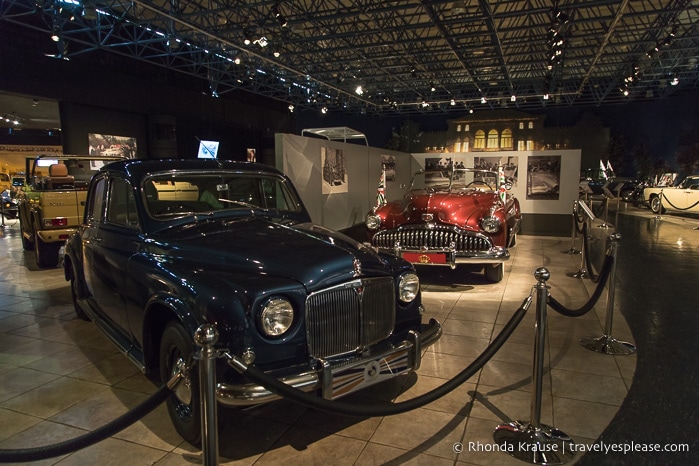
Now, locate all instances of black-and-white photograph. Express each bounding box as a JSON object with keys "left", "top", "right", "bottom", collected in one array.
[
  {"left": 321, "top": 146, "right": 347, "bottom": 194},
  {"left": 526, "top": 155, "right": 561, "bottom": 200},
  {"left": 475, "top": 155, "right": 519, "bottom": 187}
]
